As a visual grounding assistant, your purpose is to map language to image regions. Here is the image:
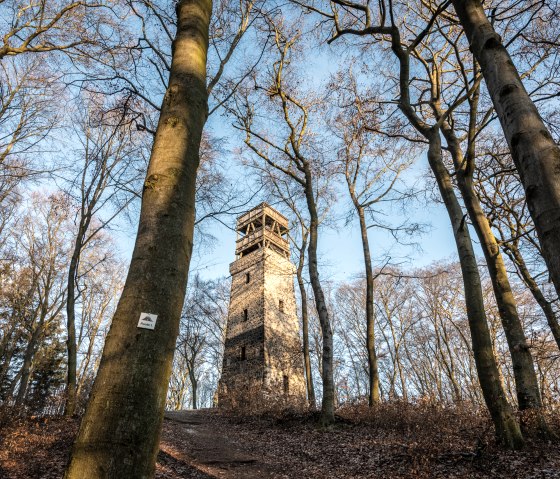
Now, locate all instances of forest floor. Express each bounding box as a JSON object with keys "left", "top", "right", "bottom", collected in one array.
[{"left": 1, "top": 404, "right": 559, "bottom": 478}]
